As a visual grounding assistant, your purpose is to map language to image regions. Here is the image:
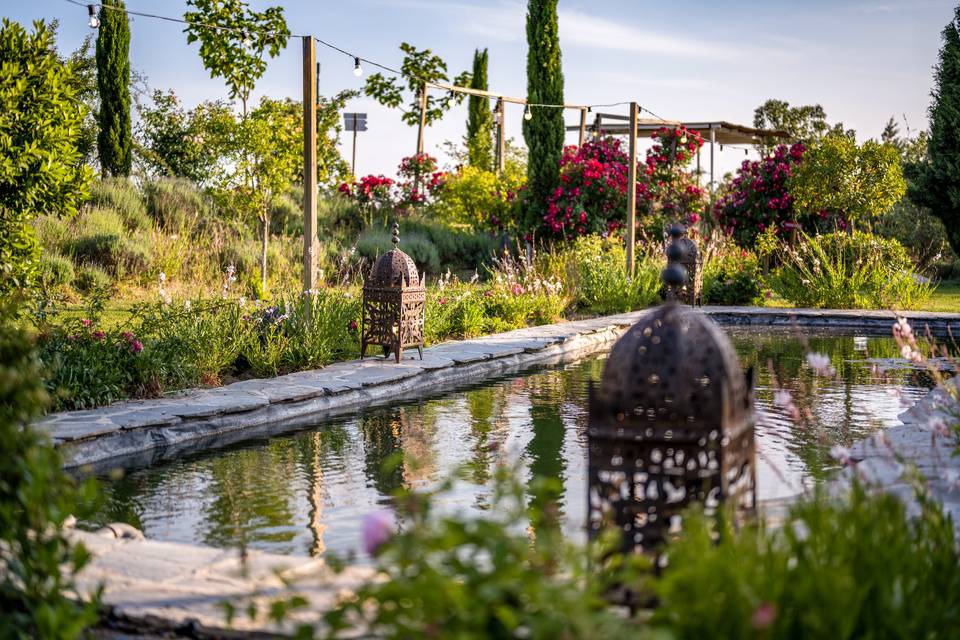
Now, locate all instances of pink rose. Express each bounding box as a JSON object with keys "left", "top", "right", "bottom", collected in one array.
[{"left": 362, "top": 509, "right": 395, "bottom": 556}]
